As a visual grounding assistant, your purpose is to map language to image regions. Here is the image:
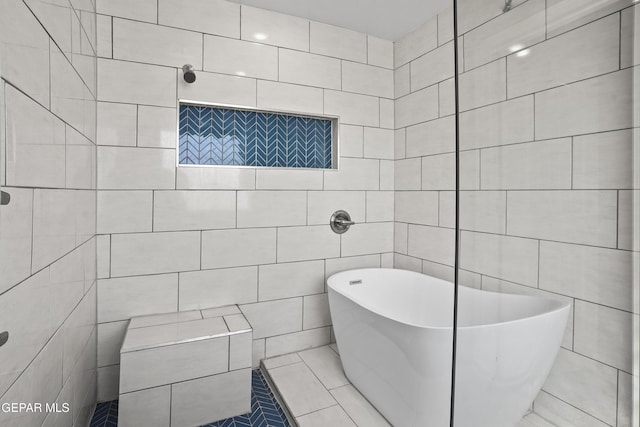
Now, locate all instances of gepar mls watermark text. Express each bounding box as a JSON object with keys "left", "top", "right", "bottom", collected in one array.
[{"left": 1, "top": 402, "right": 70, "bottom": 413}]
